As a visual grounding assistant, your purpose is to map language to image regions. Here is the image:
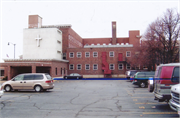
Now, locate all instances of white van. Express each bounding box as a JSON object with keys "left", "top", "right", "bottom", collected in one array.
[{"left": 169, "top": 84, "right": 180, "bottom": 114}]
